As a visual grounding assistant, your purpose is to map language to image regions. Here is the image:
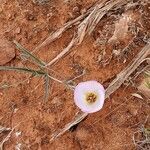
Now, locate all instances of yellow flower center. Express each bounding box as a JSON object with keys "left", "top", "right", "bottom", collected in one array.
[{"left": 86, "top": 92, "right": 97, "bottom": 104}]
